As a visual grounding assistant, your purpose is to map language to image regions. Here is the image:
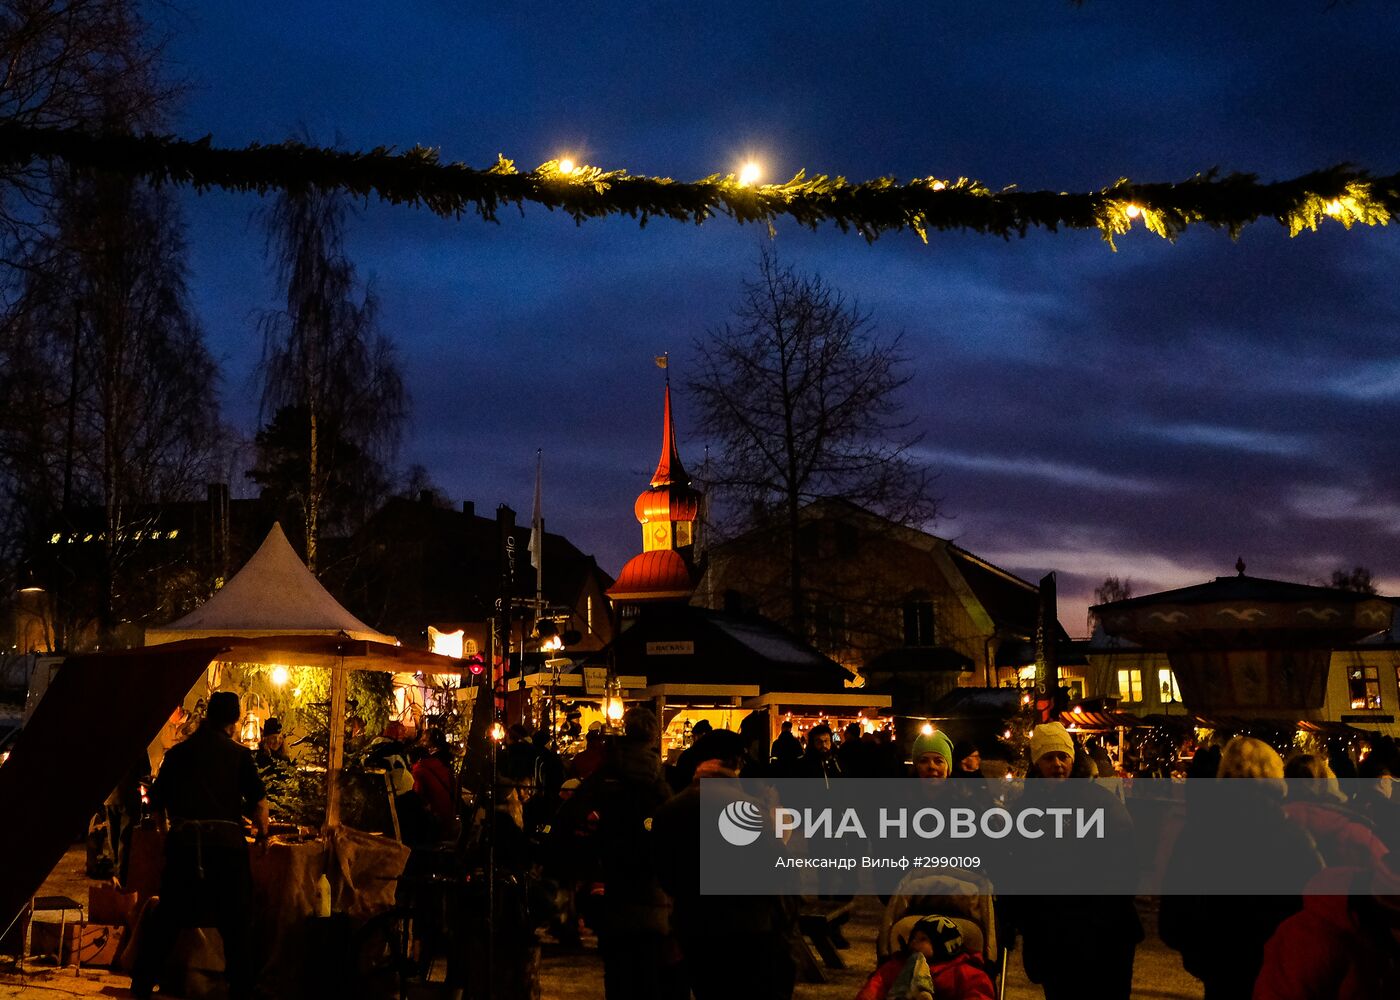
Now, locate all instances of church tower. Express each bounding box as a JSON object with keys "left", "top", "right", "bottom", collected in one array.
[{"left": 607, "top": 381, "right": 702, "bottom": 603}]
